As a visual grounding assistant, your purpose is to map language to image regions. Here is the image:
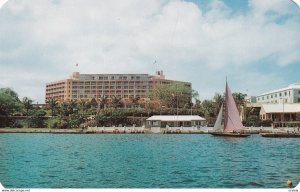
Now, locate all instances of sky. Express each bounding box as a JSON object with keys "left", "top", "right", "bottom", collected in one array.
[{"left": 0, "top": 0, "right": 300, "bottom": 104}]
